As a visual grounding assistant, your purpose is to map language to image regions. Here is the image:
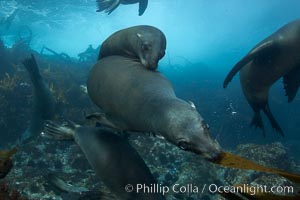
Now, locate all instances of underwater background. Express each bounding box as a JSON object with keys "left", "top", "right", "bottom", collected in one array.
[{"left": 1, "top": 0, "right": 300, "bottom": 199}]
